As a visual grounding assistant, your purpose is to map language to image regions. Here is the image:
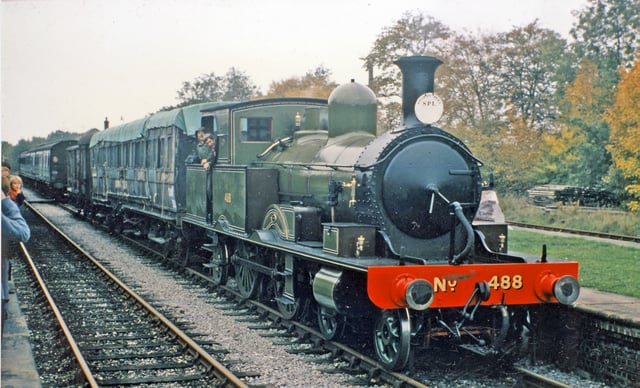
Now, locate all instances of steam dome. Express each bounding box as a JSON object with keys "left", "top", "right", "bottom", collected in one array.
[{"left": 328, "top": 80, "right": 377, "bottom": 137}]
